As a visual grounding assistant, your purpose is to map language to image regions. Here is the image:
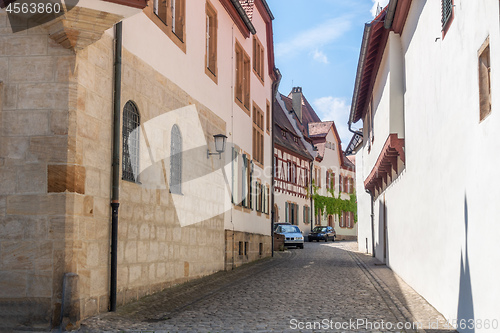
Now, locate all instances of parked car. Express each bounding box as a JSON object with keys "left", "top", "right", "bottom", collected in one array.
[
  {"left": 308, "top": 226, "right": 336, "bottom": 242},
  {"left": 275, "top": 225, "right": 304, "bottom": 249},
  {"left": 273, "top": 222, "right": 291, "bottom": 232}
]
